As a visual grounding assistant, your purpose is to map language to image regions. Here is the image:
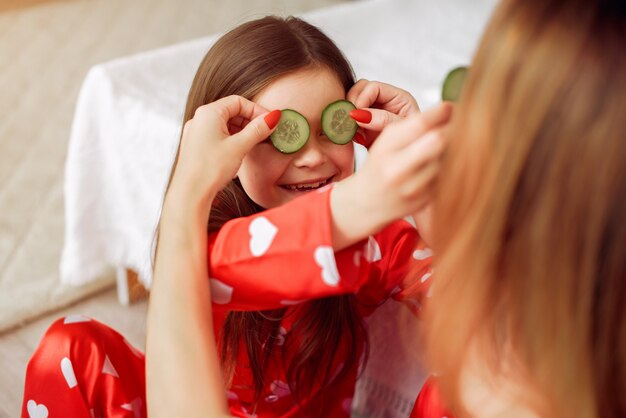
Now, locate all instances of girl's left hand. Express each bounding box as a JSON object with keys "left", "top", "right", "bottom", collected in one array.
[
  {"left": 168, "top": 95, "right": 280, "bottom": 208},
  {"left": 347, "top": 79, "right": 421, "bottom": 147},
  {"left": 330, "top": 103, "right": 452, "bottom": 249}
]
